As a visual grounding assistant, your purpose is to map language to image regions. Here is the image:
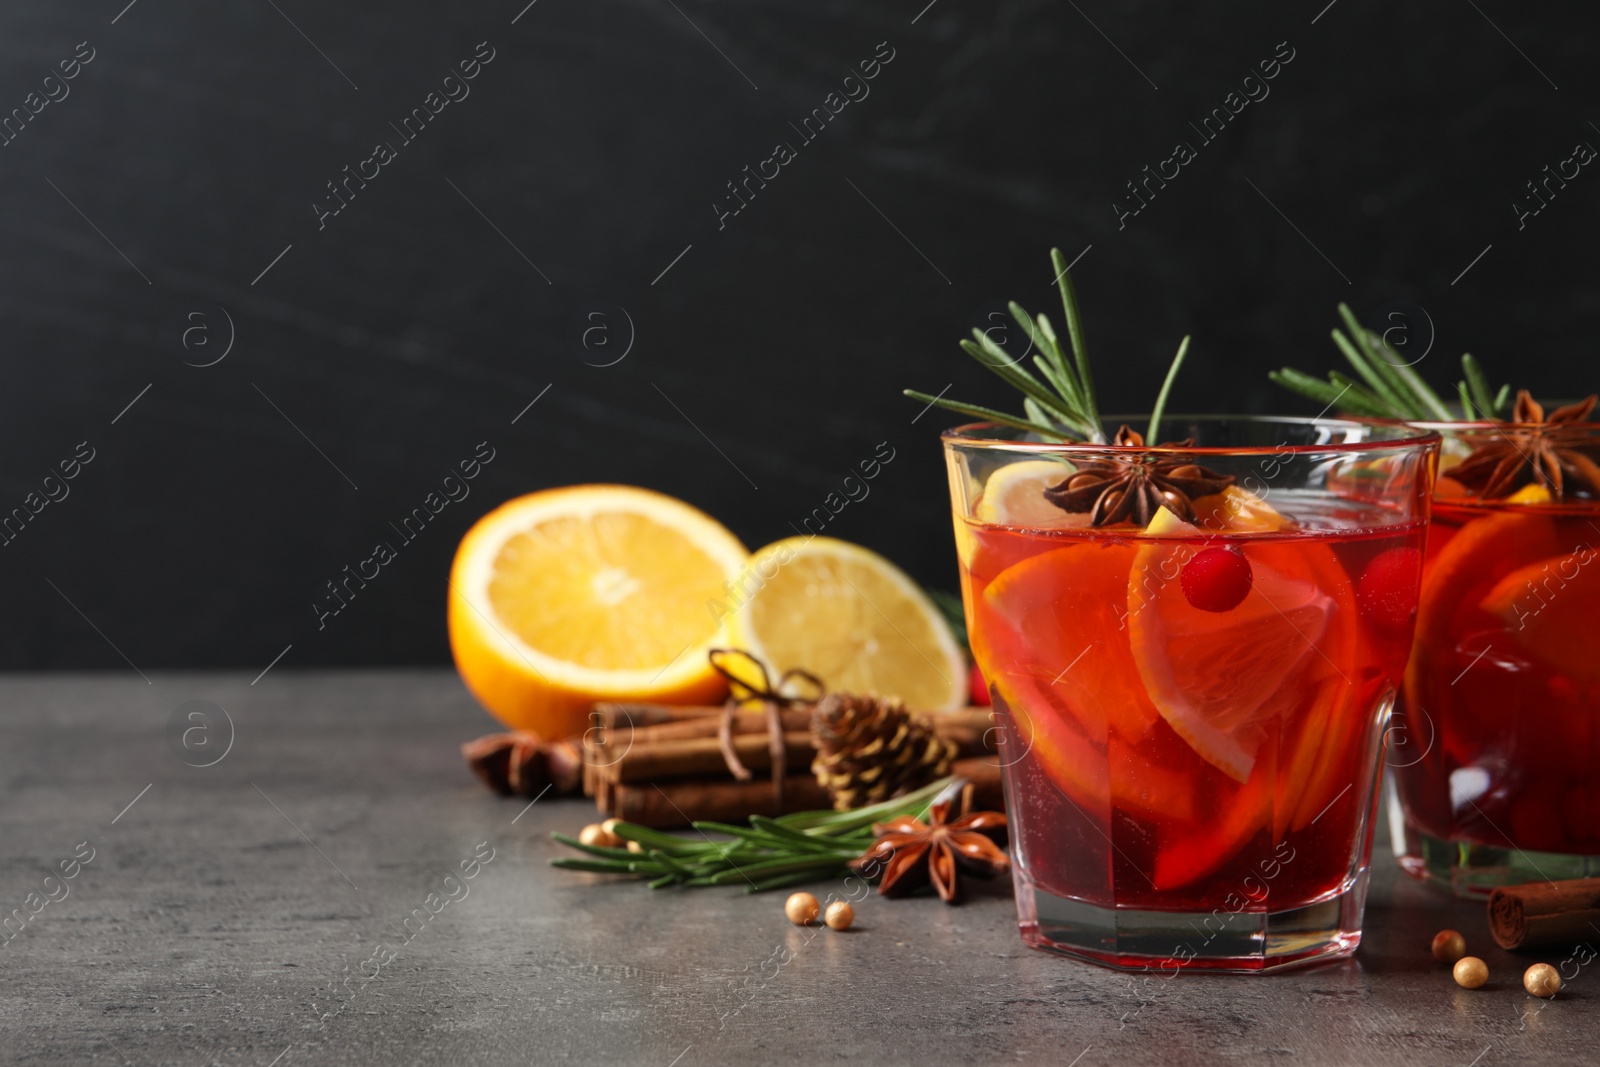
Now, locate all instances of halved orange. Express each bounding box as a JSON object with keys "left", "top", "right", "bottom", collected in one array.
[{"left": 448, "top": 485, "right": 748, "bottom": 737}]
